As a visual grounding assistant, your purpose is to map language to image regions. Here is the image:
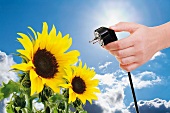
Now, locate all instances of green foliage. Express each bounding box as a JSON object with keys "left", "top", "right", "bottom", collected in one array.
[
  {"left": 49, "top": 93, "right": 64, "bottom": 103},
  {"left": 0, "top": 80, "right": 20, "bottom": 100},
  {"left": 6, "top": 102, "right": 13, "bottom": 113}
]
